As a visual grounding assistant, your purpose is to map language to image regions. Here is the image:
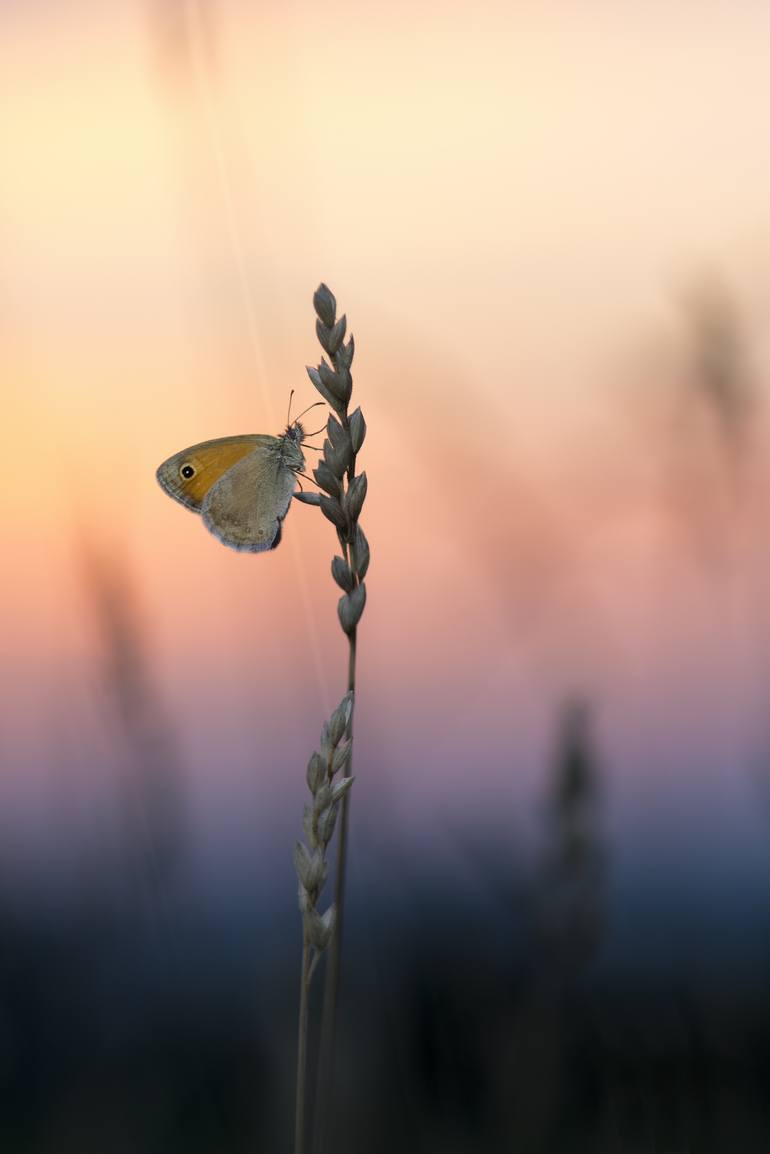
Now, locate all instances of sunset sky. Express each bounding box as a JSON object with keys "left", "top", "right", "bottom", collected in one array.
[{"left": 2, "top": 1, "right": 770, "bottom": 957}]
